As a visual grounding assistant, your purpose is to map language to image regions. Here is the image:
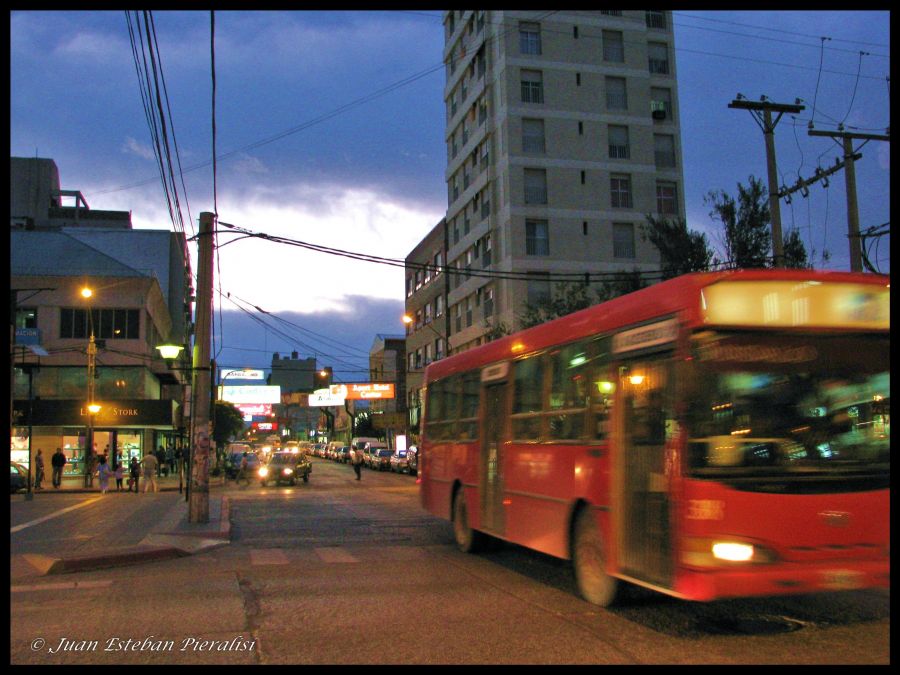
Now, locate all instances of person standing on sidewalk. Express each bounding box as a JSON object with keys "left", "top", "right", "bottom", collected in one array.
[
  {"left": 141, "top": 452, "right": 159, "bottom": 493},
  {"left": 97, "top": 456, "right": 112, "bottom": 494},
  {"left": 33, "top": 449, "right": 45, "bottom": 490},
  {"left": 351, "top": 446, "right": 363, "bottom": 481},
  {"left": 129, "top": 456, "right": 141, "bottom": 493},
  {"left": 51, "top": 448, "right": 66, "bottom": 489},
  {"left": 114, "top": 461, "right": 124, "bottom": 492}
]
